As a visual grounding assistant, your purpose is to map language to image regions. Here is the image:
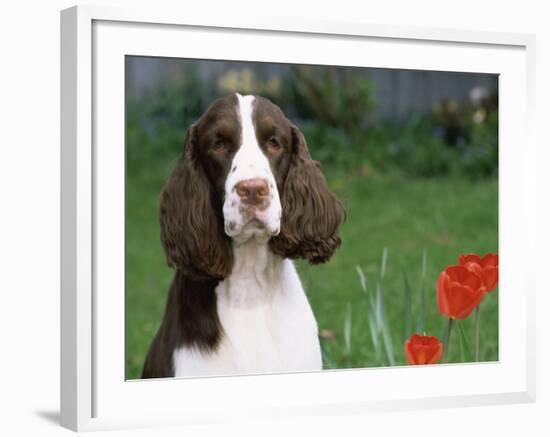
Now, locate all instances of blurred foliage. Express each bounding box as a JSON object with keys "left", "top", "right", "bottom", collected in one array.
[
  {"left": 285, "top": 66, "right": 374, "bottom": 131},
  {"left": 360, "top": 107, "right": 498, "bottom": 179},
  {"left": 126, "top": 67, "right": 217, "bottom": 176},
  {"left": 126, "top": 65, "right": 498, "bottom": 180},
  {"left": 218, "top": 68, "right": 282, "bottom": 97}
]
